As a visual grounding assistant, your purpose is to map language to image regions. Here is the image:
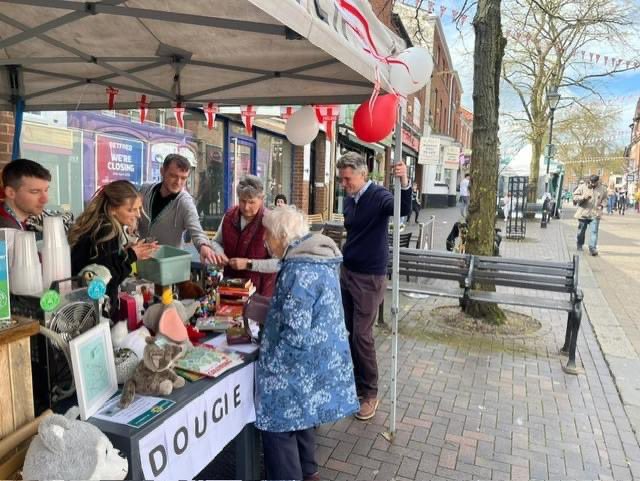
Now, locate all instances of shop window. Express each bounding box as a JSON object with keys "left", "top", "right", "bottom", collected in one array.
[
  {"left": 435, "top": 146, "right": 445, "bottom": 183},
  {"left": 257, "top": 132, "right": 293, "bottom": 206}
]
